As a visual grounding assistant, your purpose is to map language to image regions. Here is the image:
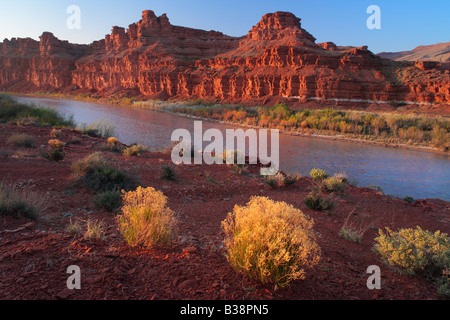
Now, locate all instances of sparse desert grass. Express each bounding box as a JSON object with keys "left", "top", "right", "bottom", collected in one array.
[
  {"left": 222, "top": 196, "right": 321, "bottom": 287},
  {"left": 7, "top": 134, "right": 36, "bottom": 148},
  {"left": 339, "top": 209, "right": 370, "bottom": 243},
  {"left": 117, "top": 187, "right": 178, "bottom": 248},
  {"left": 0, "top": 182, "right": 44, "bottom": 220},
  {"left": 66, "top": 219, "right": 82, "bottom": 235},
  {"left": 84, "top": 219, "right": 106, "bottom": 241}
]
